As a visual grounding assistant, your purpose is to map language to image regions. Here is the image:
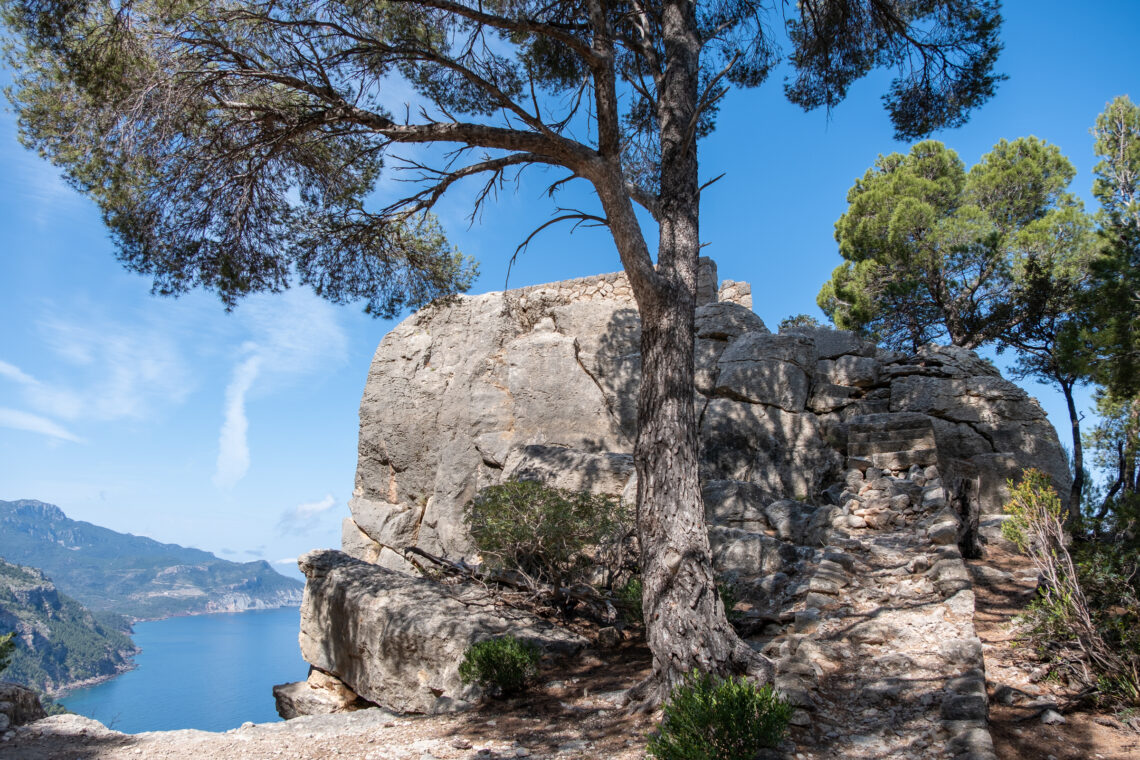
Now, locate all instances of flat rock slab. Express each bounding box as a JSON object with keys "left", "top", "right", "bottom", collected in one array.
[{"left": 298, "top": 550, "right": 586, "bottom": 715}]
